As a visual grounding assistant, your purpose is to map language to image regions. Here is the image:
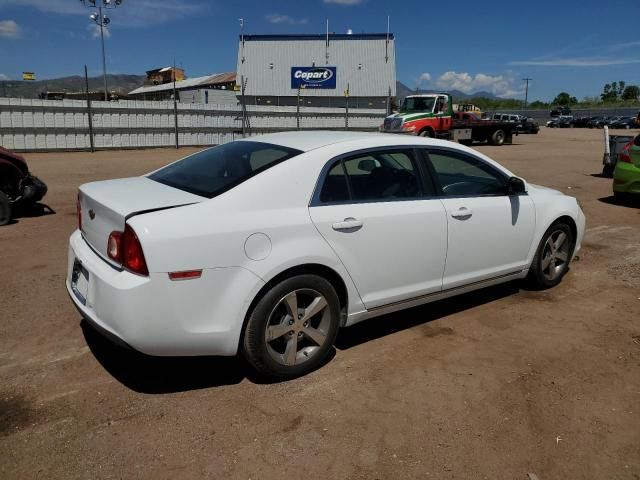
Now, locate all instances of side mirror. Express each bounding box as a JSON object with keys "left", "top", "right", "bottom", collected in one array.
[
  {"left": 358, "top": 159, "right": 378, "bottom": 172},
  {"left": 507, "top": 176, "right": 526, "bottom": 195}
]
